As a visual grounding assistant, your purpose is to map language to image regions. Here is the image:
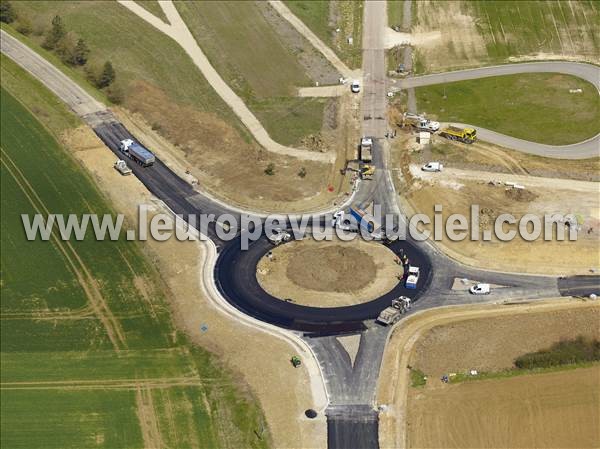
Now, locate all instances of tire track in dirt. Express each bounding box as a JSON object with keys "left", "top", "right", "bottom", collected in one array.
[
  {"left": 136, "top": 384, "right": 168, "bottom": 449},
  {"left": 1, "top": 149, "right": 126, "bottom": 351},
  {"left": 0, "top": 304, "right": 95, "bottom": 320}
]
